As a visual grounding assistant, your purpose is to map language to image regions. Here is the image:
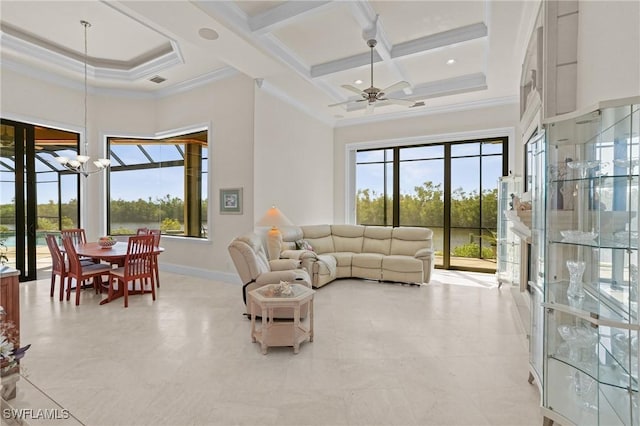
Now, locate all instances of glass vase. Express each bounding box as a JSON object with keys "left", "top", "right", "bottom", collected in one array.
[{"left": 567, "top": 260, "right": 586, "bottom": 299}]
